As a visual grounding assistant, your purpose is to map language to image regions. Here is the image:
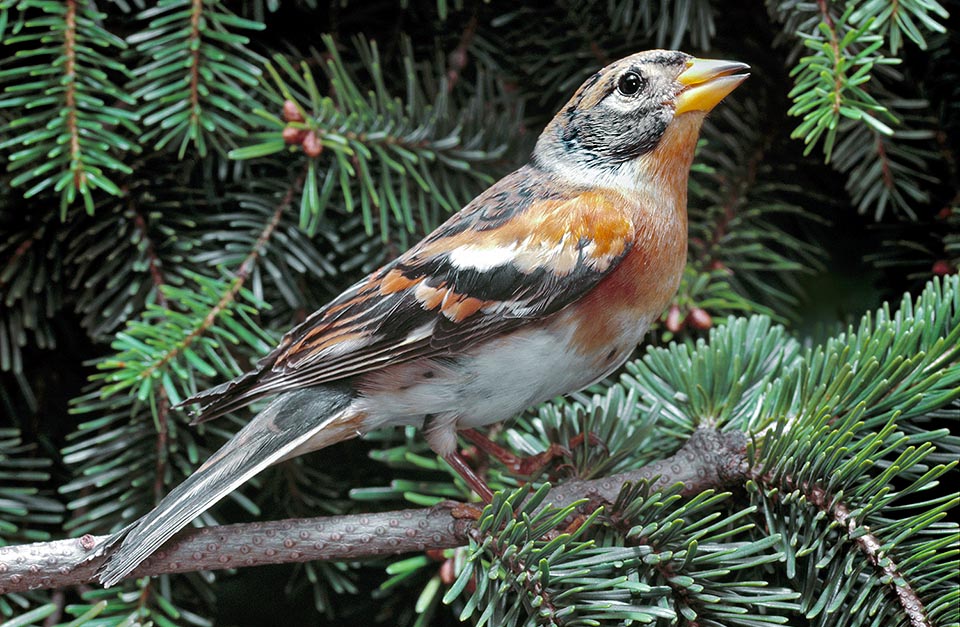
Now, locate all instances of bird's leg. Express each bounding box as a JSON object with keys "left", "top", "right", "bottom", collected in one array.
[
  {"left": 566, "top": 431, "right": 607, "bottom": 454},
  {"left": 443, "top": 451, "right": 495, "bottom": 503},
  {"left": 461, "top": 429, "right": 570, "bottom": 477}
]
